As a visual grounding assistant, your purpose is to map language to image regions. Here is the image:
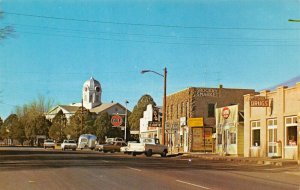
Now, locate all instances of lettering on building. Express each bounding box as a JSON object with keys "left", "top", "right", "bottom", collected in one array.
[
  {"left": 195, "top": 88, "right": 219, "bottom": 97},
  {"left": 250, "top": 96, "right": 269, "bottom": 107}
]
